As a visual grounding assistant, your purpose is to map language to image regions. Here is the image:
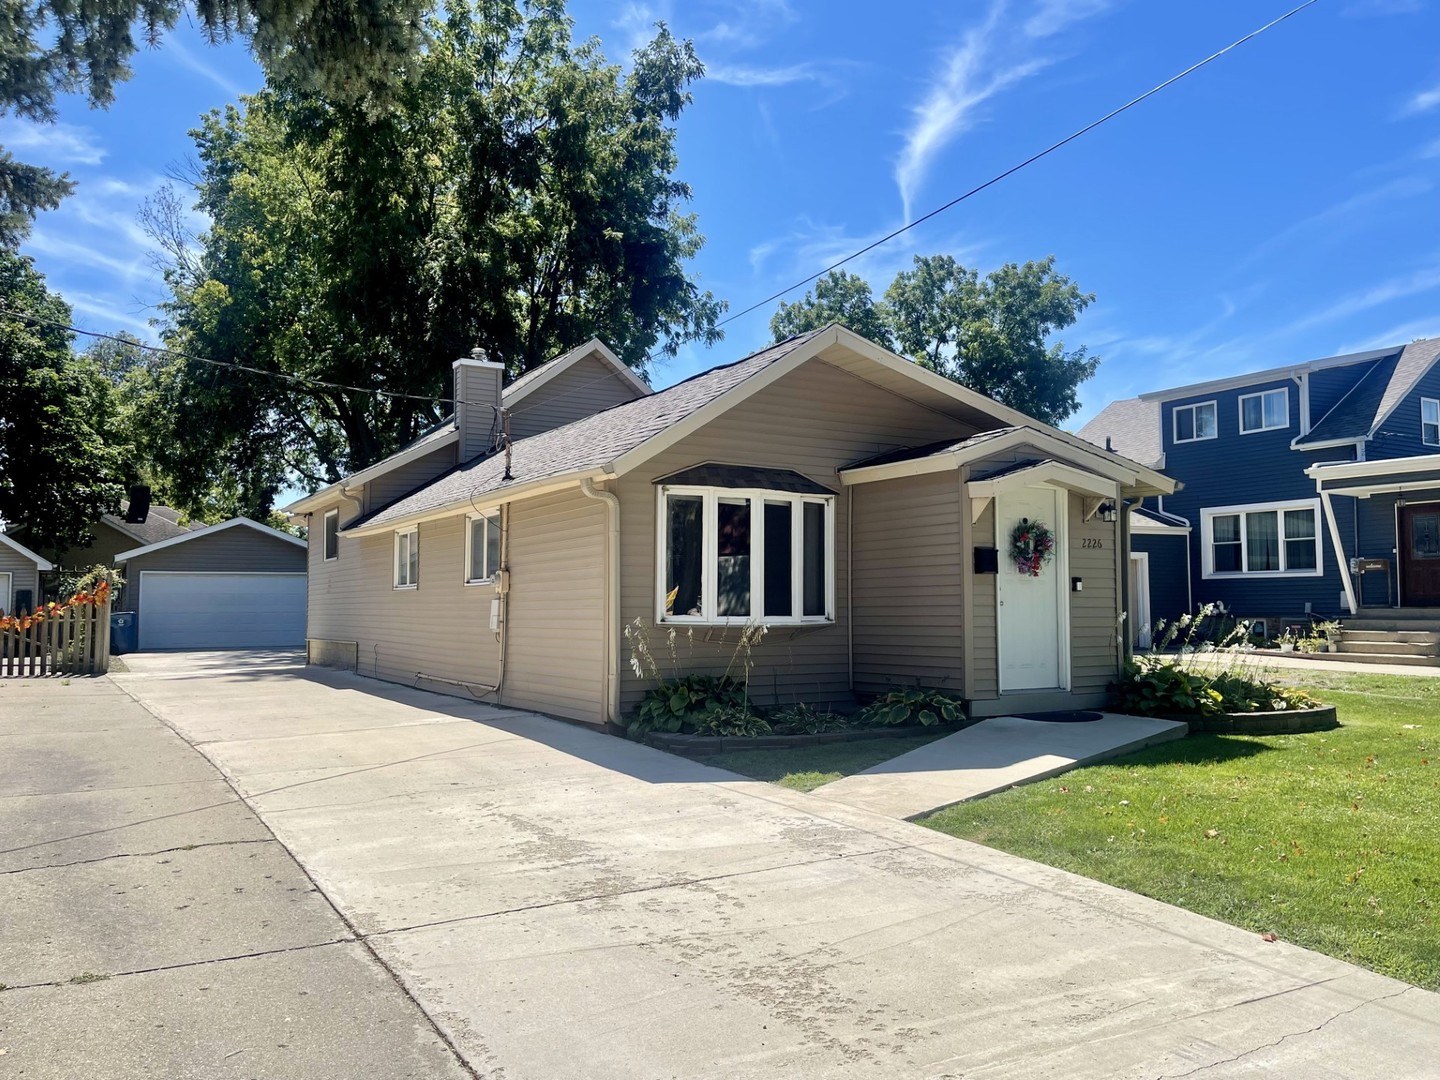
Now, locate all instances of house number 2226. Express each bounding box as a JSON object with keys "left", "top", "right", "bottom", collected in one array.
[{"left": 1081, "top": 538, "right": 1104, "bottom": 549}]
